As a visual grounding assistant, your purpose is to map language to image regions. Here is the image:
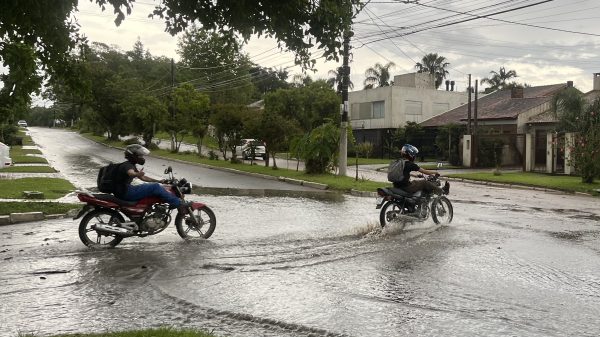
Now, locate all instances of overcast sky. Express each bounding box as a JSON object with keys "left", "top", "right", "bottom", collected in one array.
[{"left": 36, "top": 0, "right": 600, "bottom": 105}]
